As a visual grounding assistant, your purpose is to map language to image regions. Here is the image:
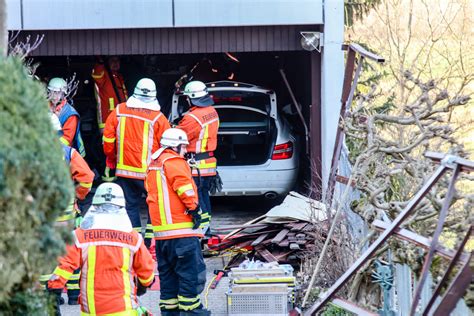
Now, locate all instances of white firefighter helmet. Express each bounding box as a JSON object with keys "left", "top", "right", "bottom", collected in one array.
[
  {"left": 183, "top": 81, "right": 214, "bottom": 107},
  {"left": 127, "top": 78, "right": 160, "bottom": 110},
  {"left": 160, "top": 128, "right": 189, "bottom": 148},
  {"left": 47, "top": 77, "right": 67, "bottom": 93},
  {"left": 81, "top": 184, "right": 131, "bottom": 232},
  {"left": 92, "top": 183, "right": 126, "bottom": 207},
  {"left": 49, "top": 112, "right": 62, "bottom": 132},
  {"left": 134, "top": 78, "right": 157, "bottom": 98}
]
